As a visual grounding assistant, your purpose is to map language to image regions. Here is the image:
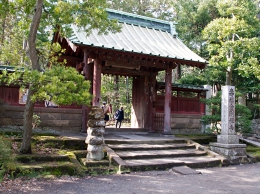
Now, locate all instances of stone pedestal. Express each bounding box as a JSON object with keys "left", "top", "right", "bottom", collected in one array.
[
  {"left": 85, "top": 106, "right": 105, "bottom": 161},
  {"left": 210, "top": 143, "right": 248, "bottom": 164},
  {"left": 210, "top": 86, "right": 248, "bottom": 164}
]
